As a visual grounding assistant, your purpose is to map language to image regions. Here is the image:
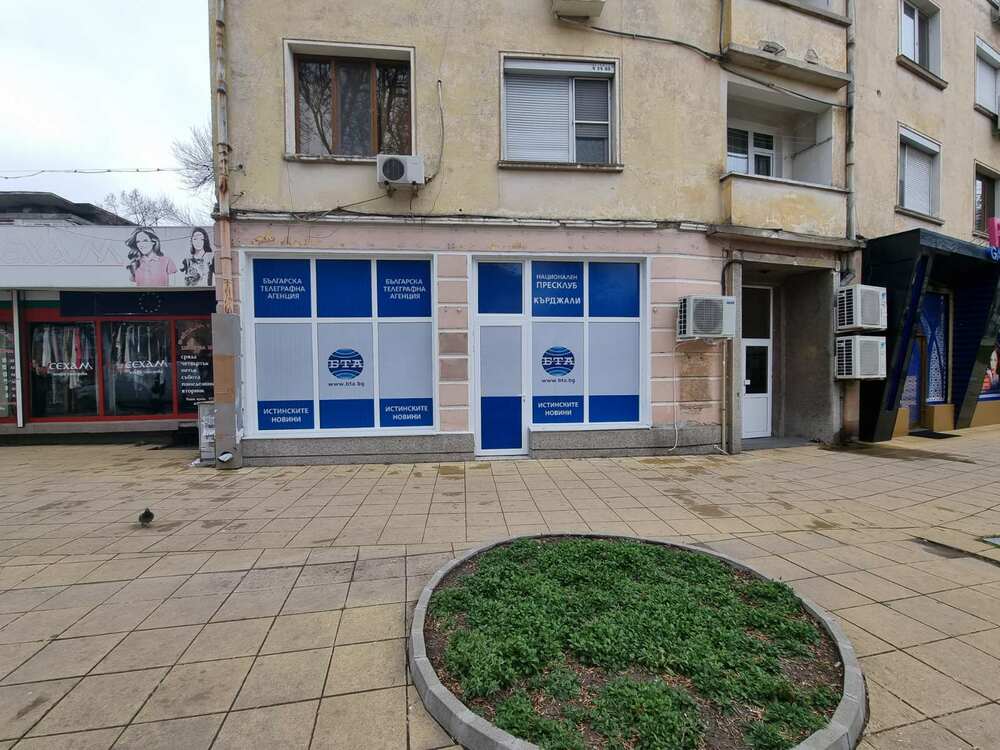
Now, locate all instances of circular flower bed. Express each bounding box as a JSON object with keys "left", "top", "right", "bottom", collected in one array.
[{"left": 411, "top": 536, "right": 865, "bottom": 750}]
